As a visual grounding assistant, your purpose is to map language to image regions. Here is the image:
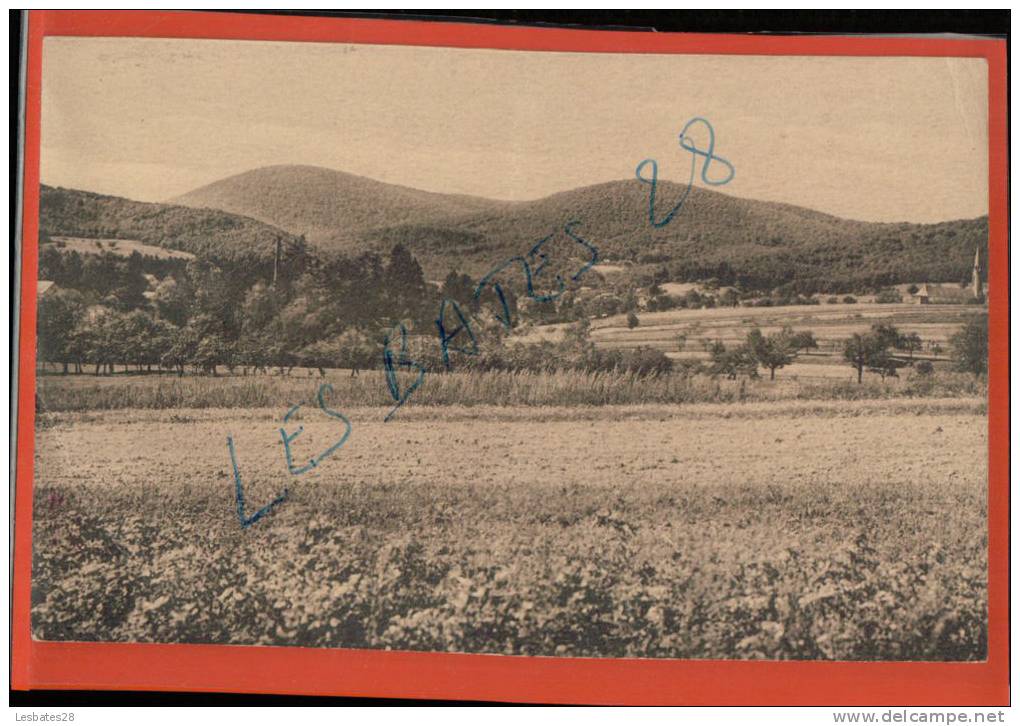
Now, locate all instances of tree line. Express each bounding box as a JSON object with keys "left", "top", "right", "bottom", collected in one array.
[
  {"left": 702, "top": 318, "right": 987, "bottom": 383},
  {"left": 37, "top": 243, "right": 443, "bottom": 376},
  {"left": 36, "top": 232, "right": 988, "bottom": 382}
]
